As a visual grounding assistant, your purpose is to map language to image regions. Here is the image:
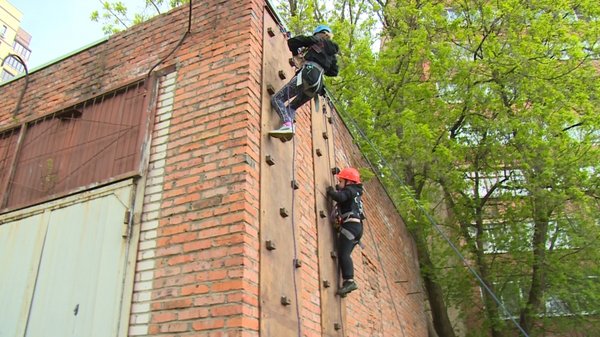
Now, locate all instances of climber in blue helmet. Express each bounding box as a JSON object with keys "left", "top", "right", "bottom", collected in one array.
[
  {"left": 268, "top": 24, "right": 339, "bottom": 141},
  {"left": 313, "top": 24, "right": 332, "bottom": 35}
]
